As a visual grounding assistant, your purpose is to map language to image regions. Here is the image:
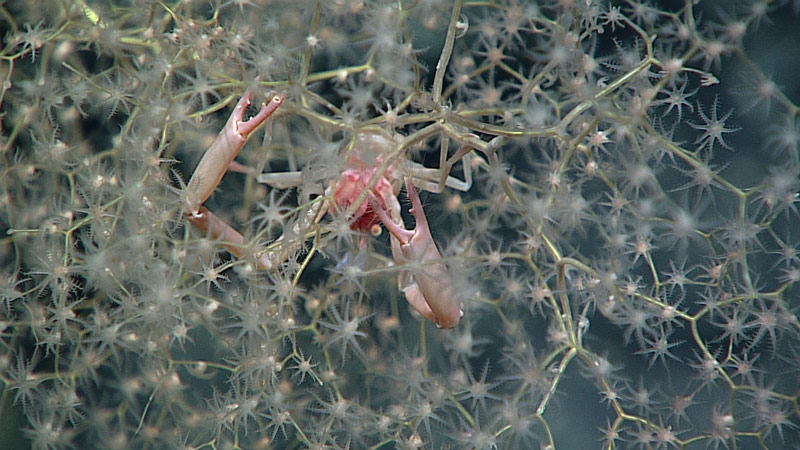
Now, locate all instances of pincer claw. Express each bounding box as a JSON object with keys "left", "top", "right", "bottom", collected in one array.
[{"left": 369, "top": 178, "right": 463, "bottom": 328}]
